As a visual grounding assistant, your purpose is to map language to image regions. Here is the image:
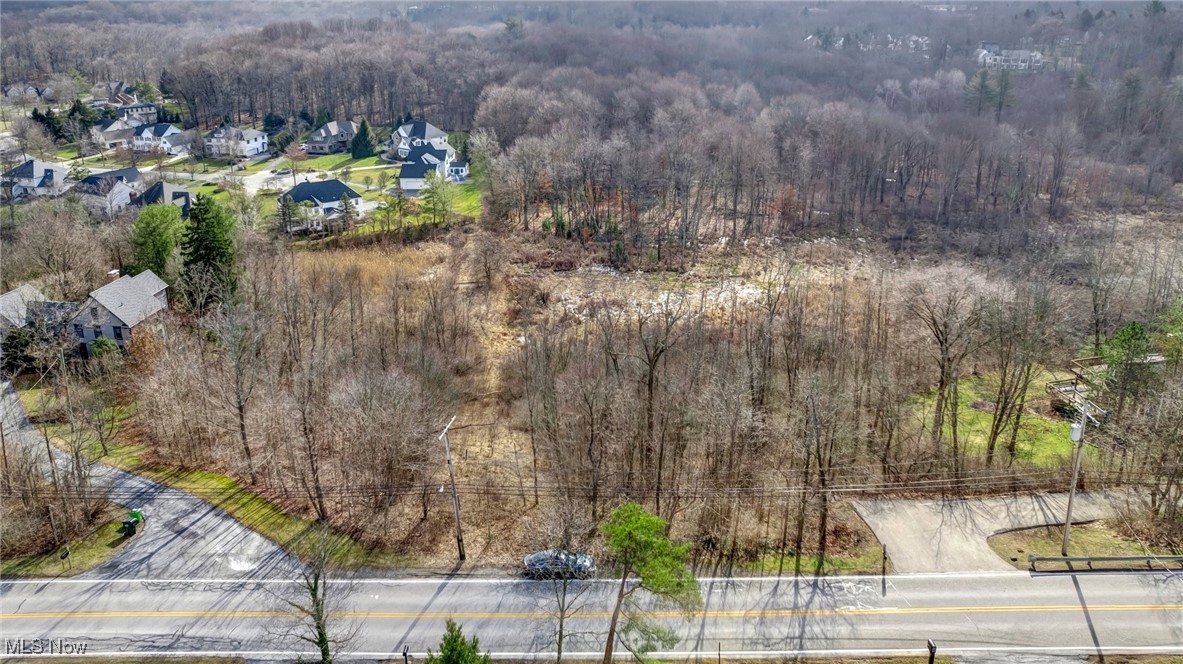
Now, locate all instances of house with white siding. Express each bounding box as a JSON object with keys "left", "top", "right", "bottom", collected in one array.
[
  {"left": 204, "top": 124, "right": 268, "bottom": 158},
  {"left": 393, "top": 120, "right": 450, "bottom": 158},
  {"left": 90, "top": 118, "right": 136, "bottom": 150},
  {"left": 280, "top": 179, "right": 362, "bottom": 233},
  {"left": 70, "top": 271, "right": 168, "bottom": 352},
  {"left": 74, "top": 167, "right": 142, "bottom": 219},
  {"left": 1, "top": 160, "right": 71, "bottom": 199},
  {"left": 132, "top": 123, "right": 188, "bottom": 154}
]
